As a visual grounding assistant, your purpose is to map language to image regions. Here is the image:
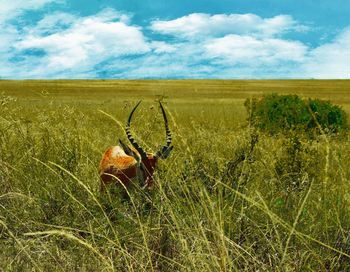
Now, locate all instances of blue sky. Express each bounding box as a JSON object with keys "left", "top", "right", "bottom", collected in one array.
[{"left": 1, "top": 0, "right": 350, "bottom": 79}]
